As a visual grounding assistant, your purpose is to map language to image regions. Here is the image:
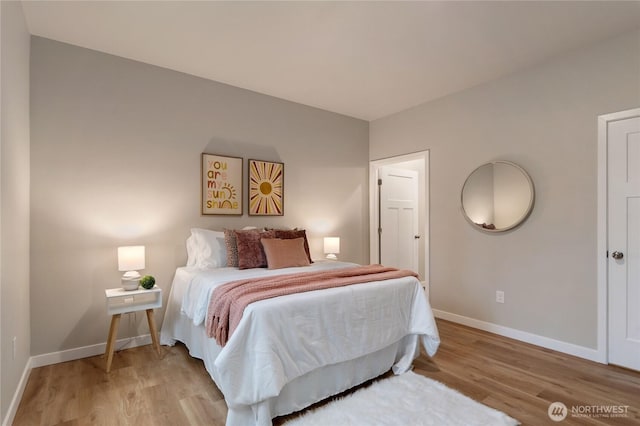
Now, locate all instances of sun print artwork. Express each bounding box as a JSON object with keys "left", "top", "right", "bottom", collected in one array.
[{"left": 249, "top": 159, "right": 284, "bottom": 216}]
